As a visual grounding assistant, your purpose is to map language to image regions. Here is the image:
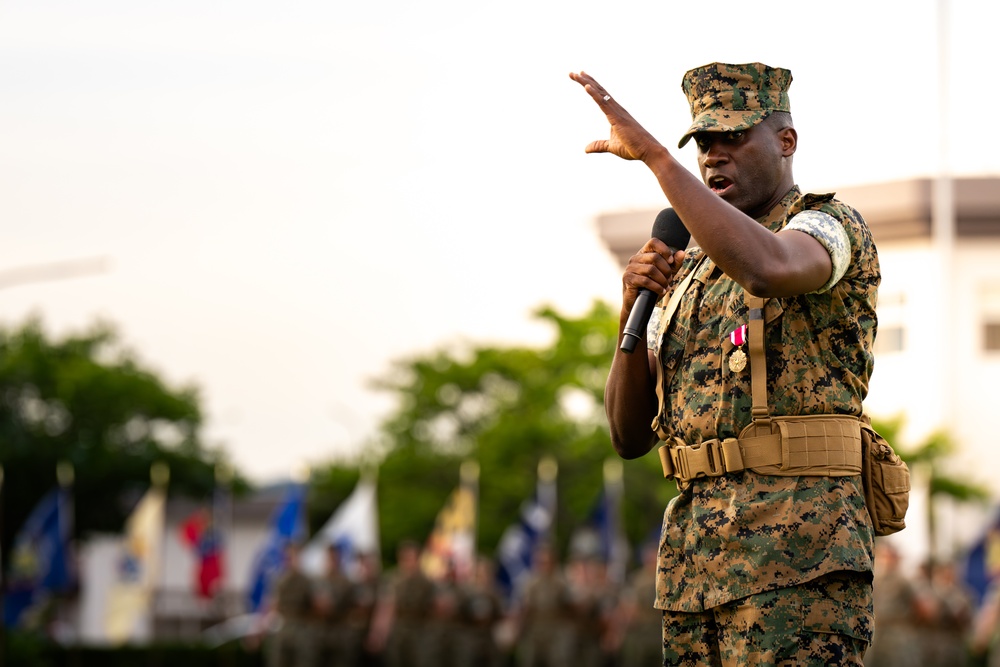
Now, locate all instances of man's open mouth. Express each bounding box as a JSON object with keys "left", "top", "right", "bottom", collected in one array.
[{"left": 709, "top": 175, "right": 733, "bottom": 194}]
